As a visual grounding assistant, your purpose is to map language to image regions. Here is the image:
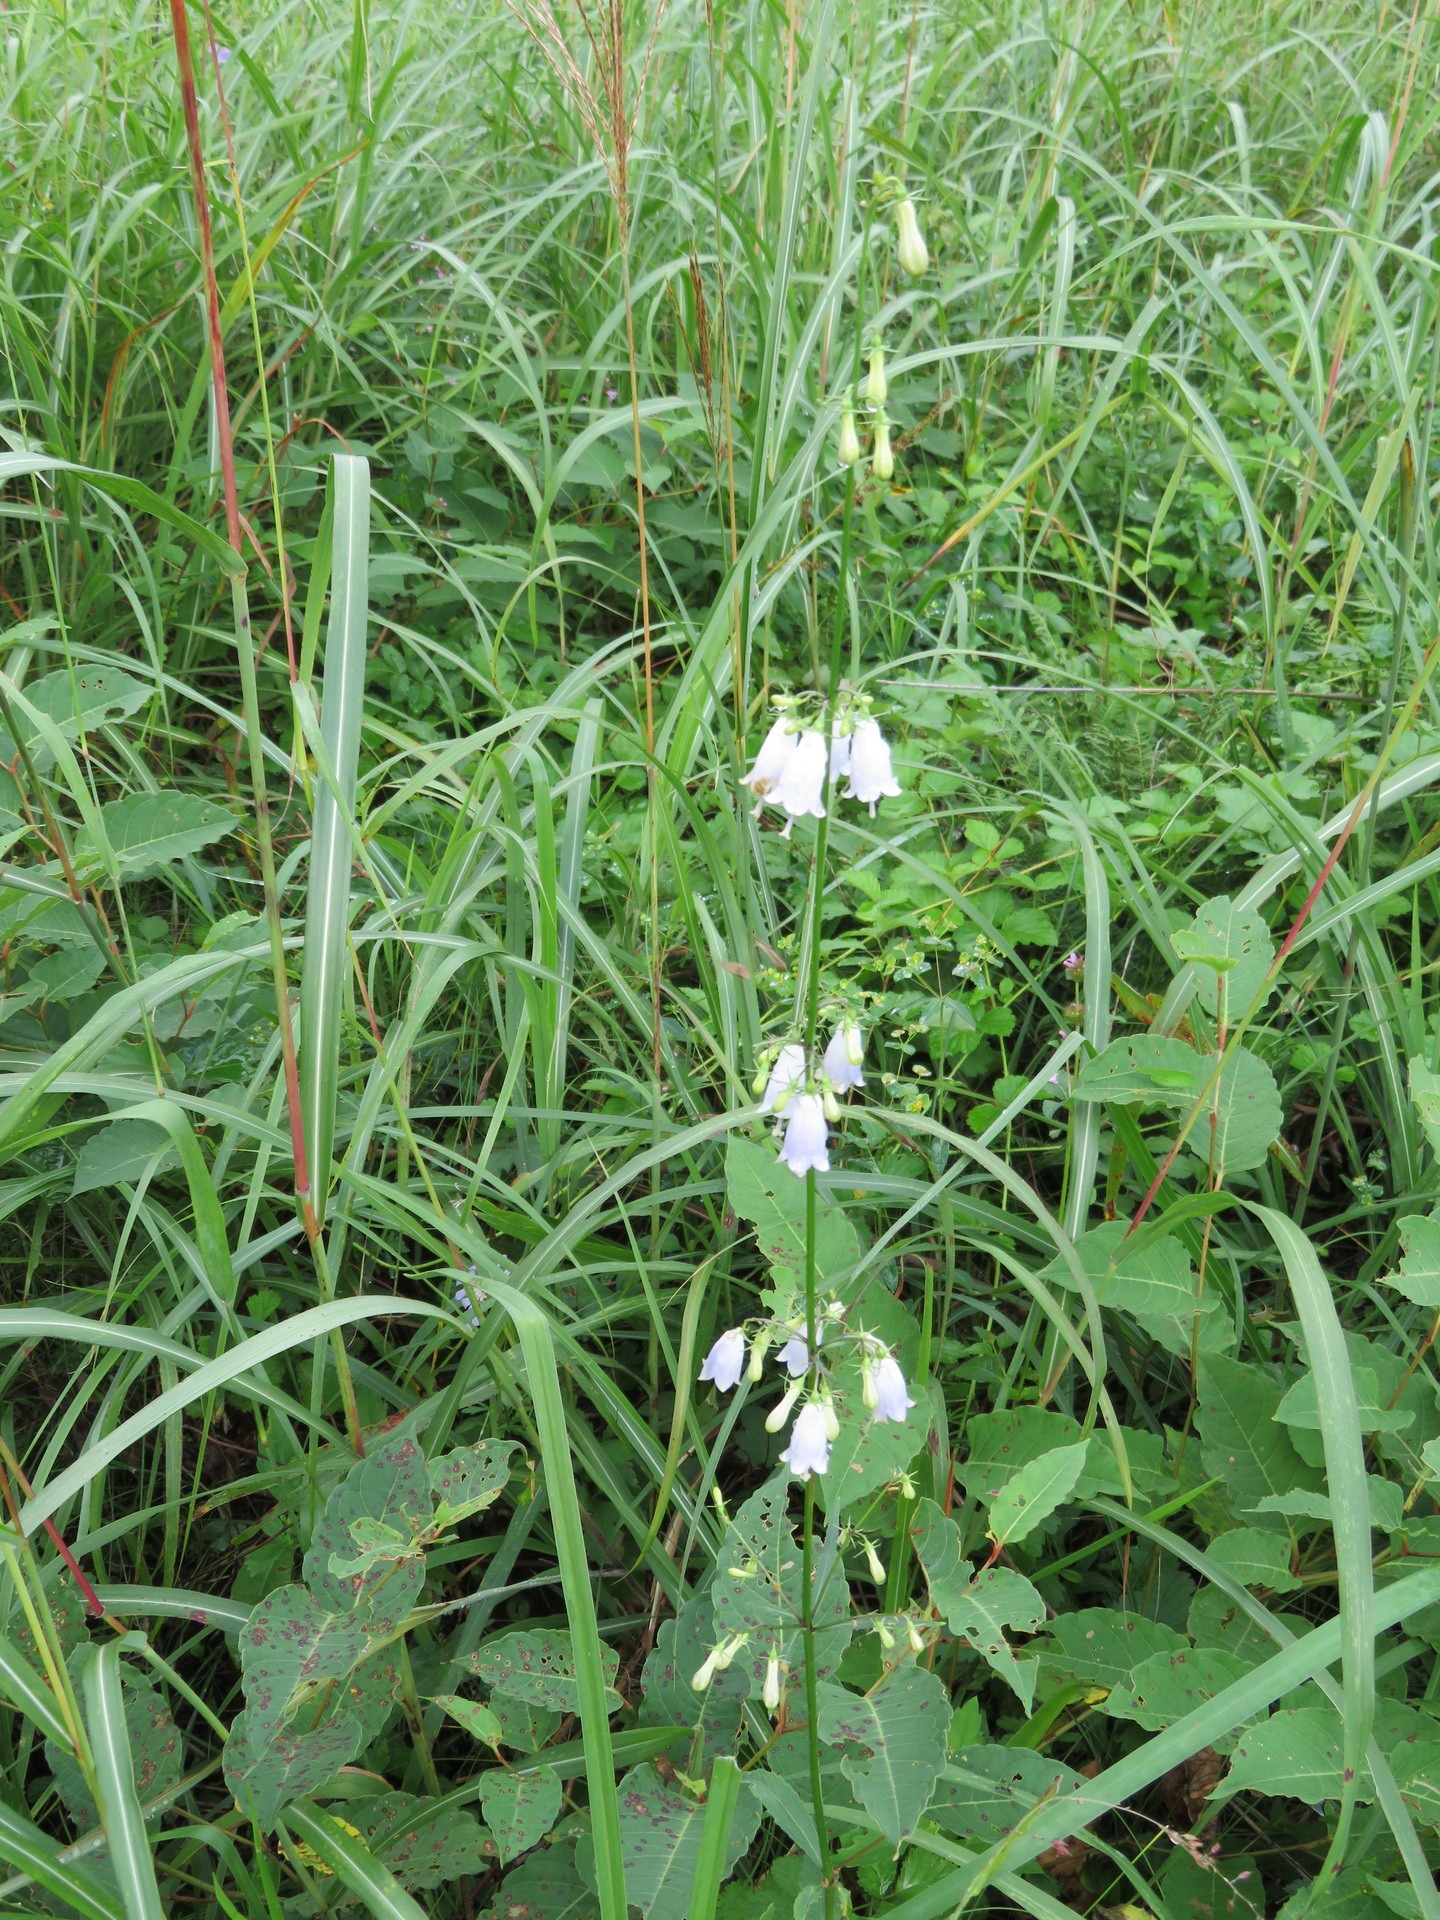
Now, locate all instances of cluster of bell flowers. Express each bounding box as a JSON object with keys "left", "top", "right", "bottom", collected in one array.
[
  {"left": 753, "top": 1017, "right": 865, "bottom": 1178},
  {"left": 745, "top": 705, "right": 900, "bottom": 834},
  {"left": 699, "top": 1317, "right": 915, "bottom": 1483}
]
